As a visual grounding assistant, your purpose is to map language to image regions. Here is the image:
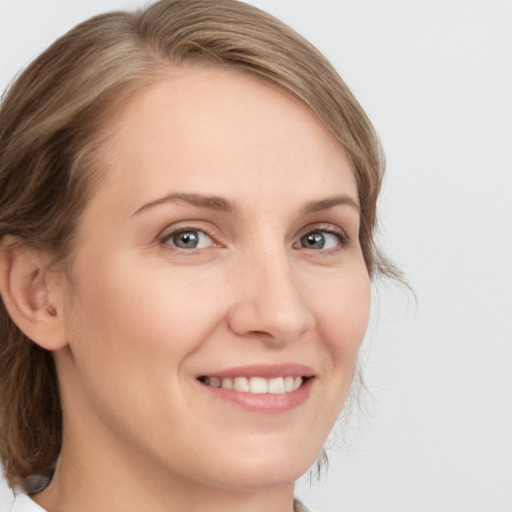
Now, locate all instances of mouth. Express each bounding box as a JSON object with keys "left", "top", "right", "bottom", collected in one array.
[
  {"left": 195, "top": 364, "right": 315, "bottom": 411},
  {"left": 197, "top": 375, "right": 309, "bottom": 394}
]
